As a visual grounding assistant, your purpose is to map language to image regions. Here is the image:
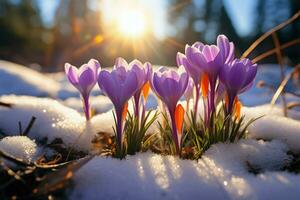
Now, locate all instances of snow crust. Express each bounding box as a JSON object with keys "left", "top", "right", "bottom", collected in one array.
[
  {"left": 71, "top": 139, "right": 298, "bottom": 200},
  {"left": 0, "top": 136, "right": 39, "bottom": 163},
  {"left": 242, "top": 104, "right": 300, "bottom": 152}
]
